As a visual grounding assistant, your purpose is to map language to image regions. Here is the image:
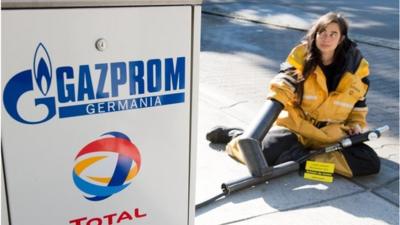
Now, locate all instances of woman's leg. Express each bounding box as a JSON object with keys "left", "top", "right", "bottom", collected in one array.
[
  {"left": 261, "top": 128, "right": 307, "bottom": 166},
  {"left": 341, "top": 143, "right": 380, "bottom": 176}
]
